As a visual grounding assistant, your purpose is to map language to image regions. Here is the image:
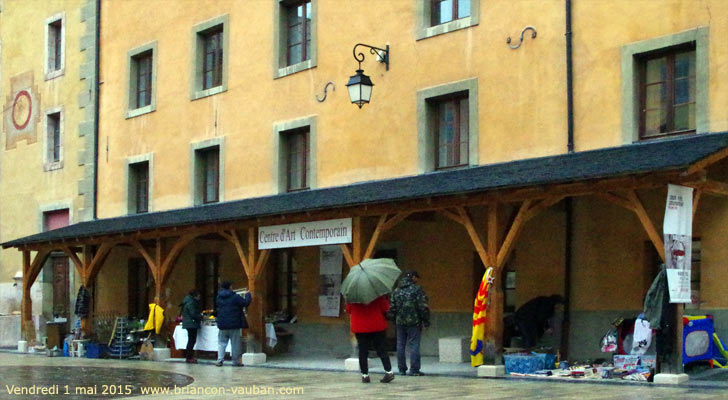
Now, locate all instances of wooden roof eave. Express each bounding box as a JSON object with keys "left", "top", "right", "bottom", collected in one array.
[{"left": 8, "top": 166, "right": 709, "bottom": 252}]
